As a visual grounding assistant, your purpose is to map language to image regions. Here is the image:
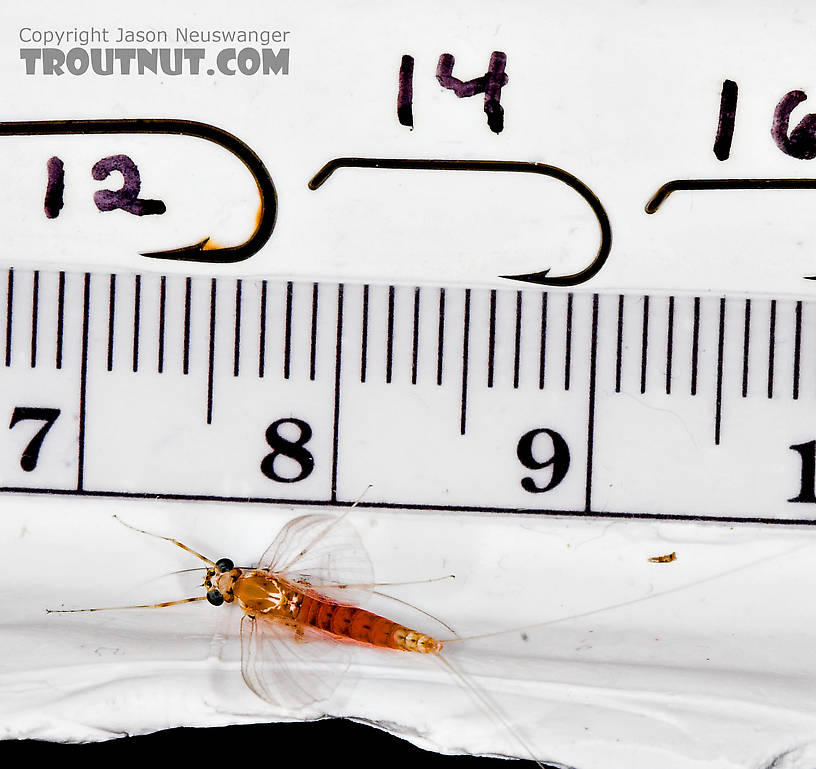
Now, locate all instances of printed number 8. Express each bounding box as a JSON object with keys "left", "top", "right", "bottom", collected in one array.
[{"left": 261, "top": 418, "right": 315, "bottom": 483}]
